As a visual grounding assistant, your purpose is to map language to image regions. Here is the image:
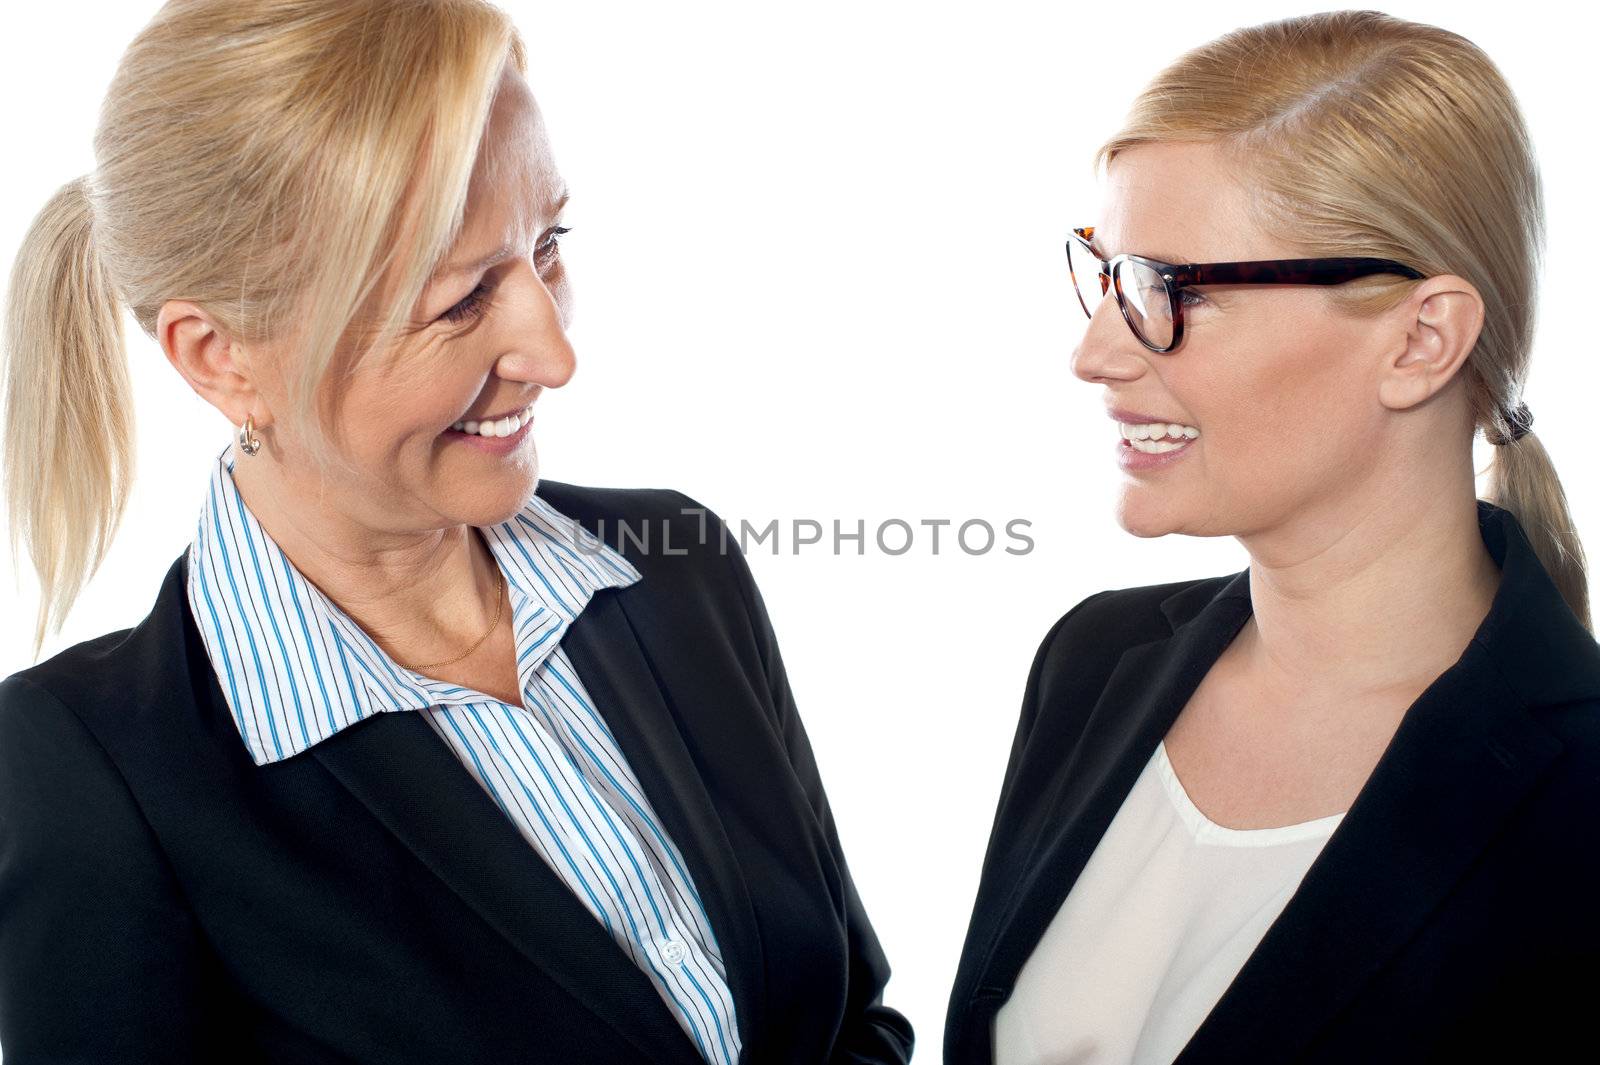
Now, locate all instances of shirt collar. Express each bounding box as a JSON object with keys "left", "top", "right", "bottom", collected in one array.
[{"left": 184, "top": 442, "right": 642, "bottom": 766}]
